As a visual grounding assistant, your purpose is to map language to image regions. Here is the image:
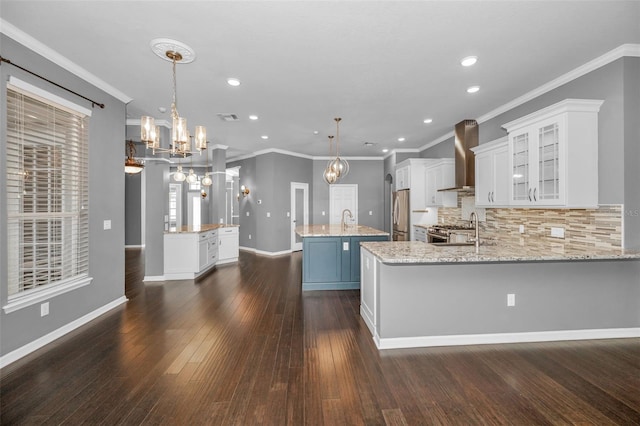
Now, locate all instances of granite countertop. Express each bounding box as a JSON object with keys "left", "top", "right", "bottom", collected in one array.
[
  {"left": 295, "top": 224, "right": 389, "bottom": 237},
  {"left": 360, "top": 241, "right": 640, "bottom": 264},
  {"left": 166, "top": 224, "right": 239, "bottom": 234}
]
